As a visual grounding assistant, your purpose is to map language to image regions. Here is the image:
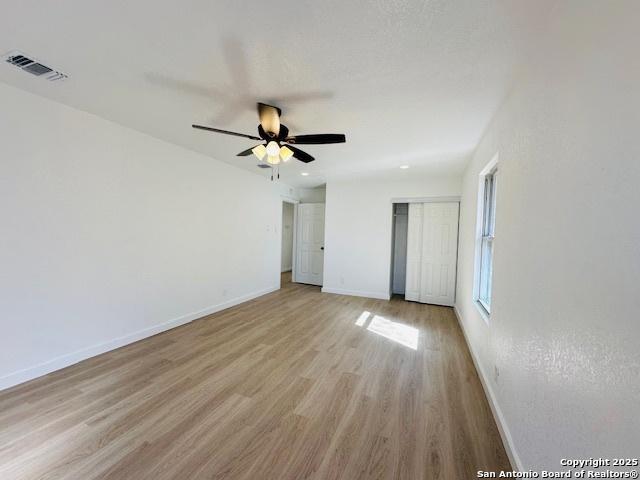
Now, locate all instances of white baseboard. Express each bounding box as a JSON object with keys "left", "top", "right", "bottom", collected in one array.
[
  {"left": 321, "top": 286, "right": 391, "bottom": 300},
  {"left": 0, "top": 286, "right": 279, "bottom": 392},
  {"left": 453, "top": 305, "right": 523, "bottom": 471}
]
